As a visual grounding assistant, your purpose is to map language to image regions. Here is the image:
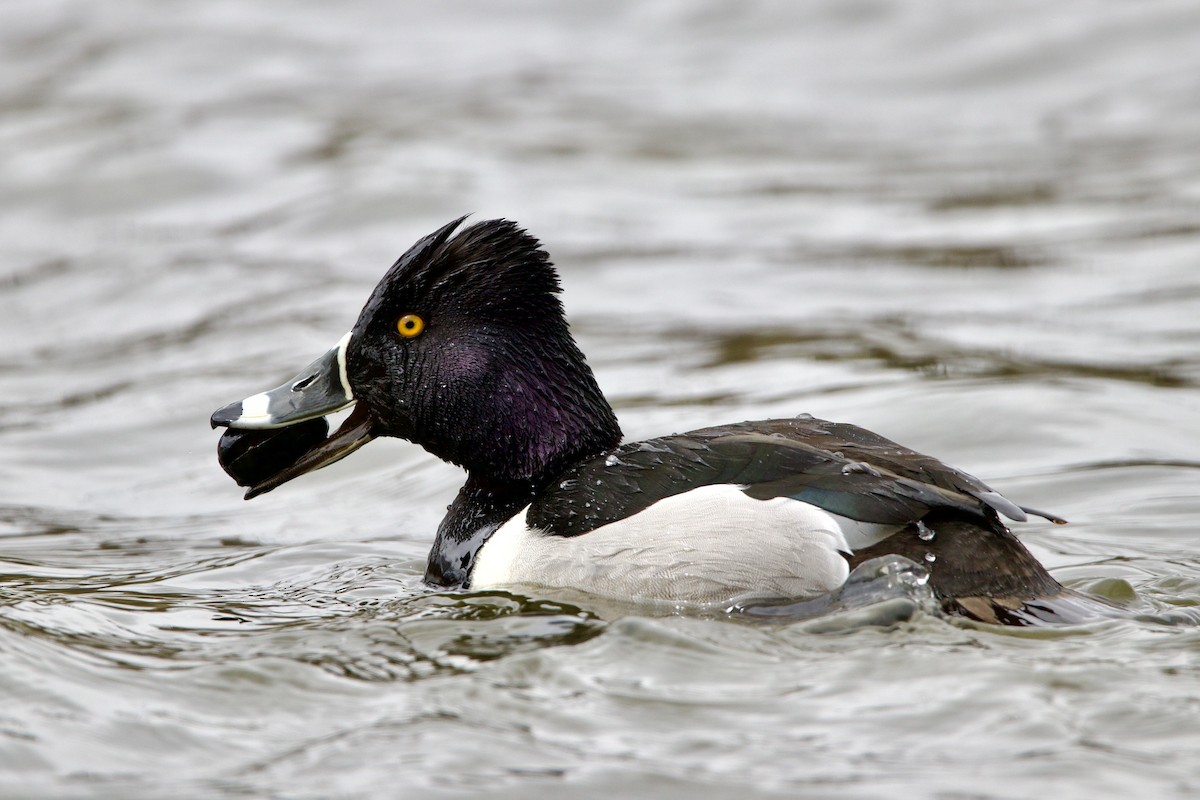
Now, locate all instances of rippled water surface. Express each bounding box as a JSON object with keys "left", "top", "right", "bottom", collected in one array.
[{"left": 3, "top": 2, "right": 1200, "bottom": 798}]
